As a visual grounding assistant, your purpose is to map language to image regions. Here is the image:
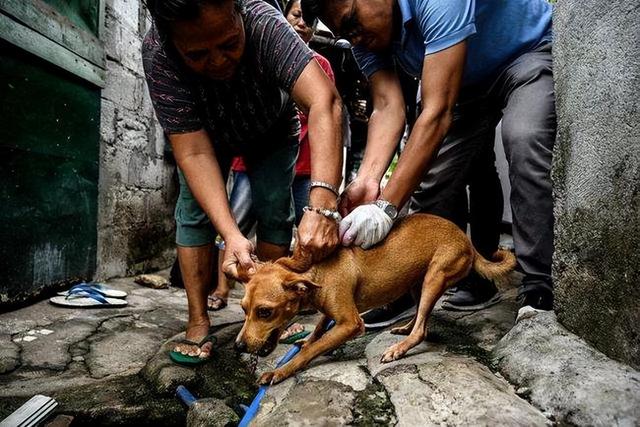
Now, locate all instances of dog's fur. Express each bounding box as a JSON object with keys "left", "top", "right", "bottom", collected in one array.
[{"left": 234, "top": 214, "right": 516, "bottom": 385}]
